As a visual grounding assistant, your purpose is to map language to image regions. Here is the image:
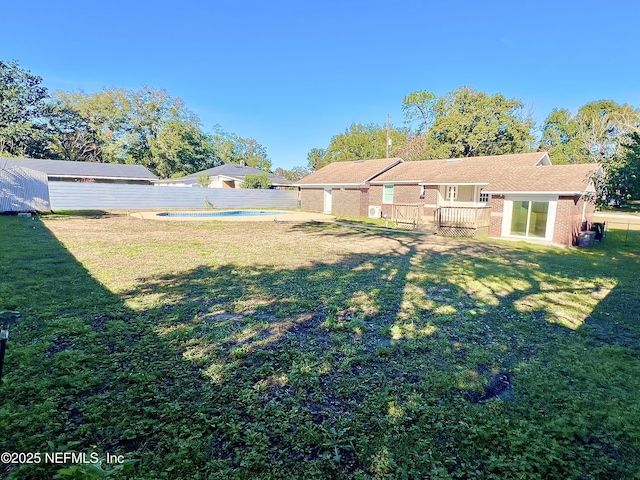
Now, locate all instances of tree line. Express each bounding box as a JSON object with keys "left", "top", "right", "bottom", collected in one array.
[
  {"left": 0, "top": 60, "right": 309, "bottom": 181},
  {"left": 2, "top": 60, "right": 638, "bottom": 202},
  {"left": 308, "top": 88, "right": 640, "bottom": 204}
]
